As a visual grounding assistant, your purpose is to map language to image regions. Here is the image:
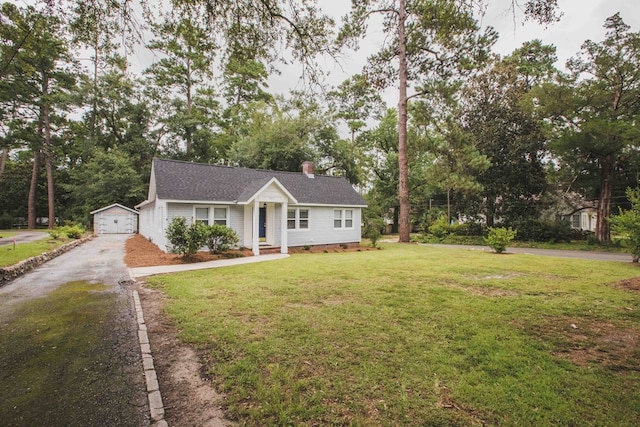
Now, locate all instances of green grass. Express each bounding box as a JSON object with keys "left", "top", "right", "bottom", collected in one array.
[
  {"left": 0, "top": 237, "right": 72, "bottom": 267},
  {"left": 0, "top": 282, "right": 144, "bottom": 426},
  {"left": 146, "top": 244, "right": 640, "bottom": 426},
  {"left": 411, "top": 233, "right": 627, "bottom": 253}
]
